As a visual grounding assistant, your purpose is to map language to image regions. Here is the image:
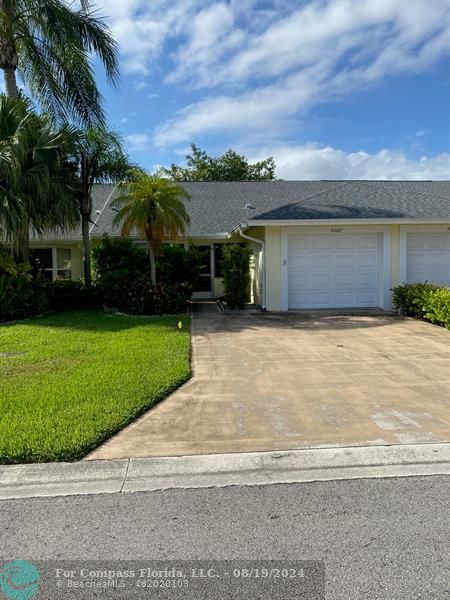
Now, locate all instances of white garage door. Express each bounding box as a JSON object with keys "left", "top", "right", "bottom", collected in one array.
[
  {"left": 288, "top": 234, "right": 380, "bottom": 309},
  {"left": 406, "top": 232, "right": 450, "bottom": 286}
]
